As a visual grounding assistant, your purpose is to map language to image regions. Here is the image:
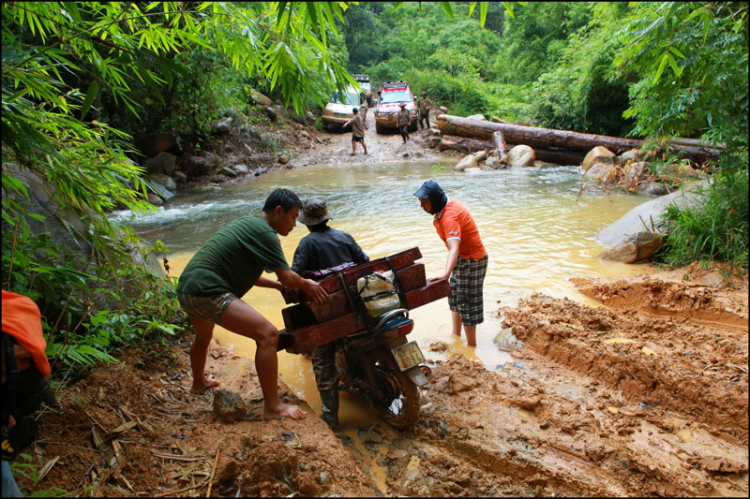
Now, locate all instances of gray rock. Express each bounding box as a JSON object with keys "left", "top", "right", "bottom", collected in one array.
[
  {"left": 508, "top": 145, "right": 536, "bottom": 167},
  {"left": 599, "top": 231, "right": 663, "bottom": 263},
  {"left": 181, "top": 155, "right": 207, "bottom": 178},
  {"left": 144, "top": 151, "right": 178, "bottom": 175},
  {"left": 618, "top": 148, "right": 645, "bottom": 165},
  {"left": 233, "top": 164, "right": 249, "bottom": 175},
  {"left": 596, "top": 180, "right": 709, "bottom": 247},
  {"left": 202, "top": 151, "right": 219, "bottom": 167},
  {"left": 213, "top": 390, "right": 246, "bottom": 423},
  {"left": 278, "top": 155, "right": 289, "bottom": 165},
  {"left": 147, "top": 180, "right": 175, "bottom": 201},
  {"left": 306, "top": 111, "right": 316, "bottom": 122},
  {"left": 638, "top": 181, "right": 672, "bottom": 197},
  {"left": 485, "top": 156, "right": 504, "bottom": 170},
  {"left": 626, "top": 161, "right": 652, "bottom": 180},
  {"left": 582, "top": 146, "right": 615, "bottom": 172},
  {"left": 220, "top": 166, "right": 237, "bottom": 178},
  {"left": 210, "top": 175, "right": 227, "bottom": 183},
  {"left": 318, "top": 472, "right": 329, "bottom": 486},
  {"left": 264, "top": 106, "right": 277, "bottom": 121},
  {"left": 147, "top": 174, "right": 176, "bottom": 191},
  {"left": 300, "top": 130, "right": 311, "bottom": 140},
  {"left": 213, "top": 117, "right": 233, "bottom": 134},
  {"left": 493, "top": 328, "right": 522, "bottom": 351},
  {"left": 173, "top": 171, "right": 188, "bottom": 182}
]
